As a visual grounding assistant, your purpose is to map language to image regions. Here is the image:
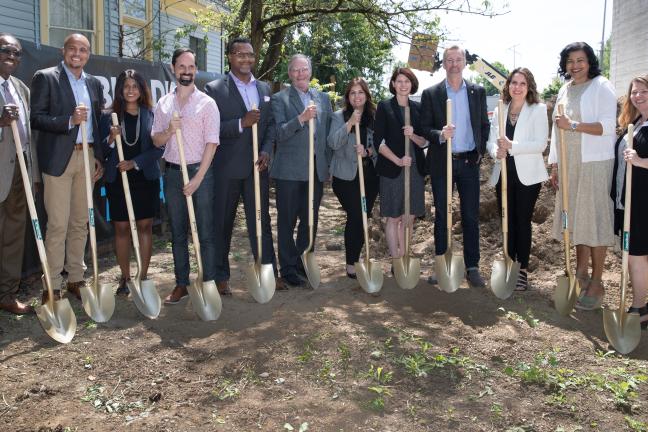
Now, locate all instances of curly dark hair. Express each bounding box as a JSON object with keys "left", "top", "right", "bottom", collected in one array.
[
  {"left": 558, "top": 42, "right": 601, "bottom": 80},
  {"left": 502, "top": 67, "right": 540, "bottom": 105}
]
